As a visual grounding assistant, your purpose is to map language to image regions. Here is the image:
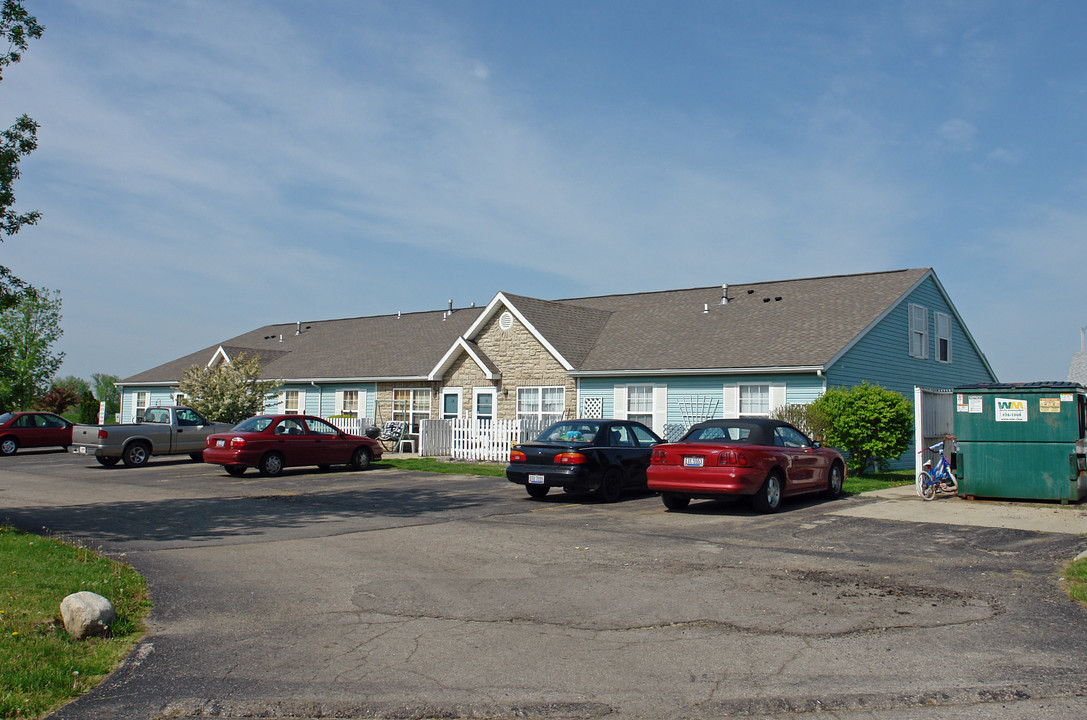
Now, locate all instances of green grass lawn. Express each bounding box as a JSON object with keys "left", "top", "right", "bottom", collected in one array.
[{"left": 0, "top": 527, "right": 151, "bottom": 719}]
